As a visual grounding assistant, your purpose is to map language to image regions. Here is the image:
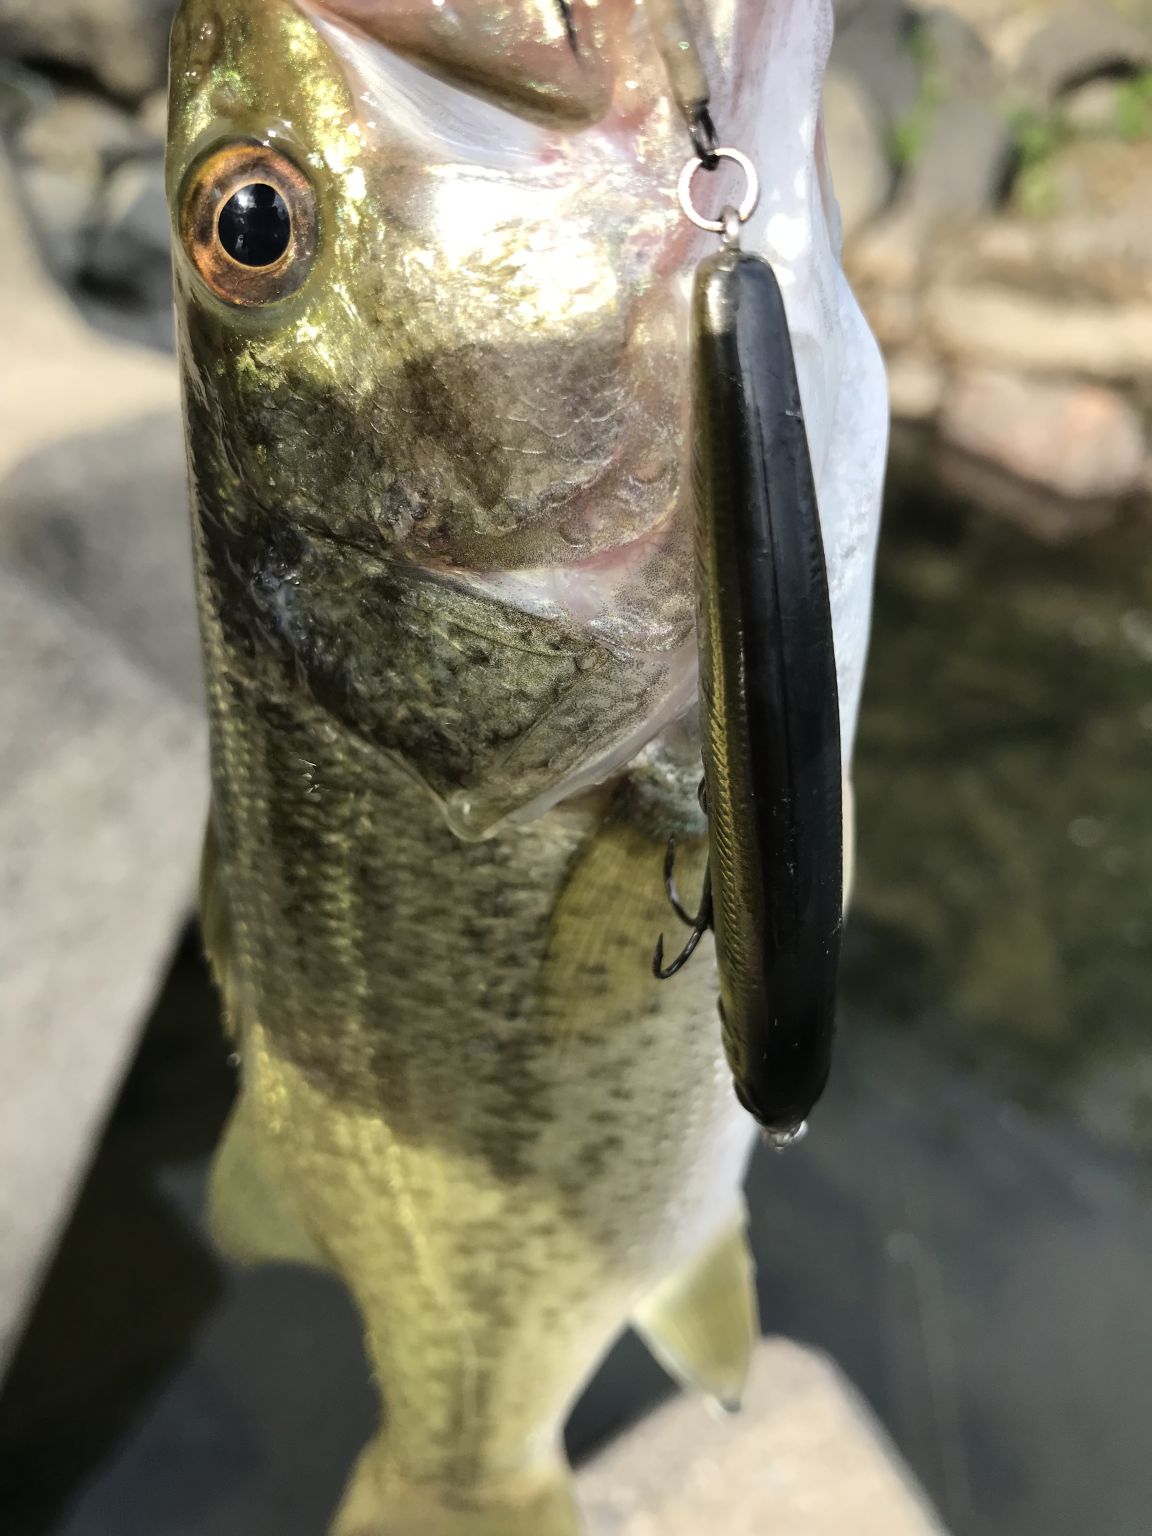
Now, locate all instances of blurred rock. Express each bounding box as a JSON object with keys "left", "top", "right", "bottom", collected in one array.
[
  {"left": 823, "top": 67, "right": 893, "bottom": 238},
  {"left": 0, "top": 145, "right": 200, "bottom": 1374},
  {"left": 919, "top": 4, "right": 998, "bottom": 93},
  {"left": 922, "top": 427, "right": 1119, "bottom": 543},
  {"left": 830, "top": 0, "right": 922, "bottom": 134},
  {"left": 14, "top": 161, "right": 99, "bottom": 277},
  {"left": 850, "top": 211, "right": 925, "bottom": 289},
  {"left": 0, "top": 57, "right": 50, "bottom": 133},
  {"left": 579, "top": 1338, "right": 947, "bottom": 1535},
  {"left": 899, "top": 9, "right": 1015, "bottom": 225},
  {"left": 940, "top": 368, "right": 1146, "bottom": 499},
  {"left": 1015, "top": 3, "right": 1152, "bottom": 101},
  {"left": 137, "top": 87, "right": 168, "bottom": 139},
  {"left": 2, "top": 413, "right": 201, "bottom": 702},
  {"left": 0, "top": 569, "right": 205, "bottom": 1377},
  {"left": 0, "top": 149, "right": 177, "bottom": 478},
  {"left": 932, "top": 0, "right": 1032, "bottom": 60},
  {"left": 903, "top": 96, "right": 1015, "bottom": 222},
  {"left": 1062, "top": 76, "right": 1124, "bottom": 132},
  {"left": 974, "top": 145, "right": 1152, "bottom": 308},
  {"left": 85, "top": 154, "right": 173, "bottom": 314},
  {"left": 0, "top": 0, "right": 177, "bottom": 102},
  {"left": 12, "top": 88, "right": 151, "bottom": 279},
  {"left": 862, "top": 283, "right": 923, "bottom": 353},
  {"left": 77, "top": 284, "right": 177, "bottom": 353},
  {"left": 1041, "top": 136, "right": 1152, "bottom": 230},
  {"left": 887, "top": 353, "right": 945, "bottom": 421},
  {"left": 927, "top": 283, "right": 1152, "bottom": 378},
  {"left": 17, "top": 88, "right": 148, "bottom": 175}
]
